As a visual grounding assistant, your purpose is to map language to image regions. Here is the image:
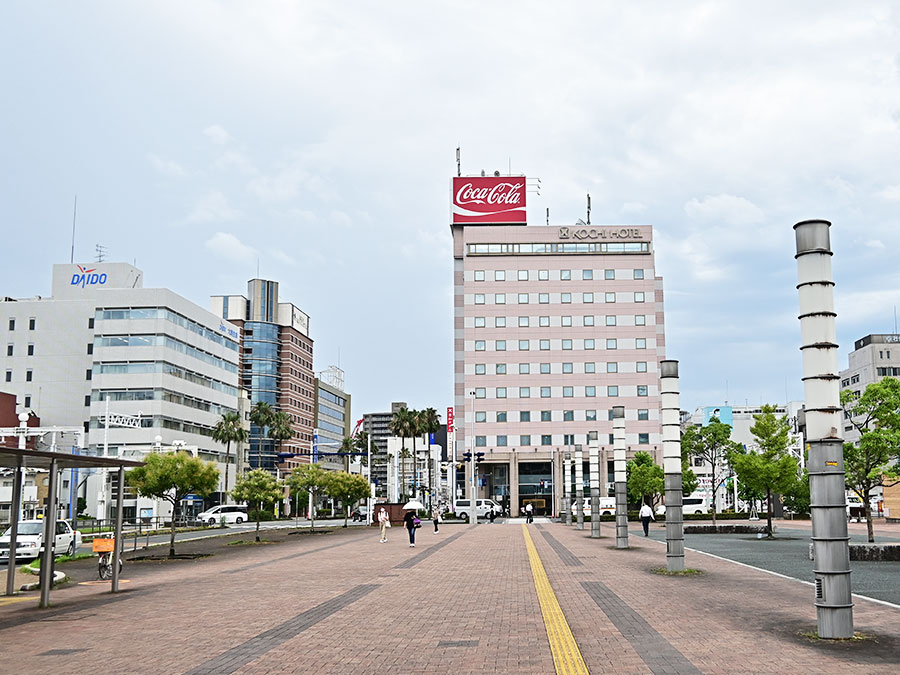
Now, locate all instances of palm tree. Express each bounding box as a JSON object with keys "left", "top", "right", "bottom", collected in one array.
[
  {"left": 389, "top": 407, "right": 414, "bottom": 501},
  {"left": 249, "top": 401, "right": 275, "bottom": 469},
  {"left": 419, "top": 408, "right": 442, "bottom": 504},
  {"left": 340, "top": 435, "right": 355, "bottom": 473},
  {"left": 268, "top": 411, "right": 294, "bottom": 457},
  {"left": 211, "top": 411, "right": 249, "bottom": 503}
]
